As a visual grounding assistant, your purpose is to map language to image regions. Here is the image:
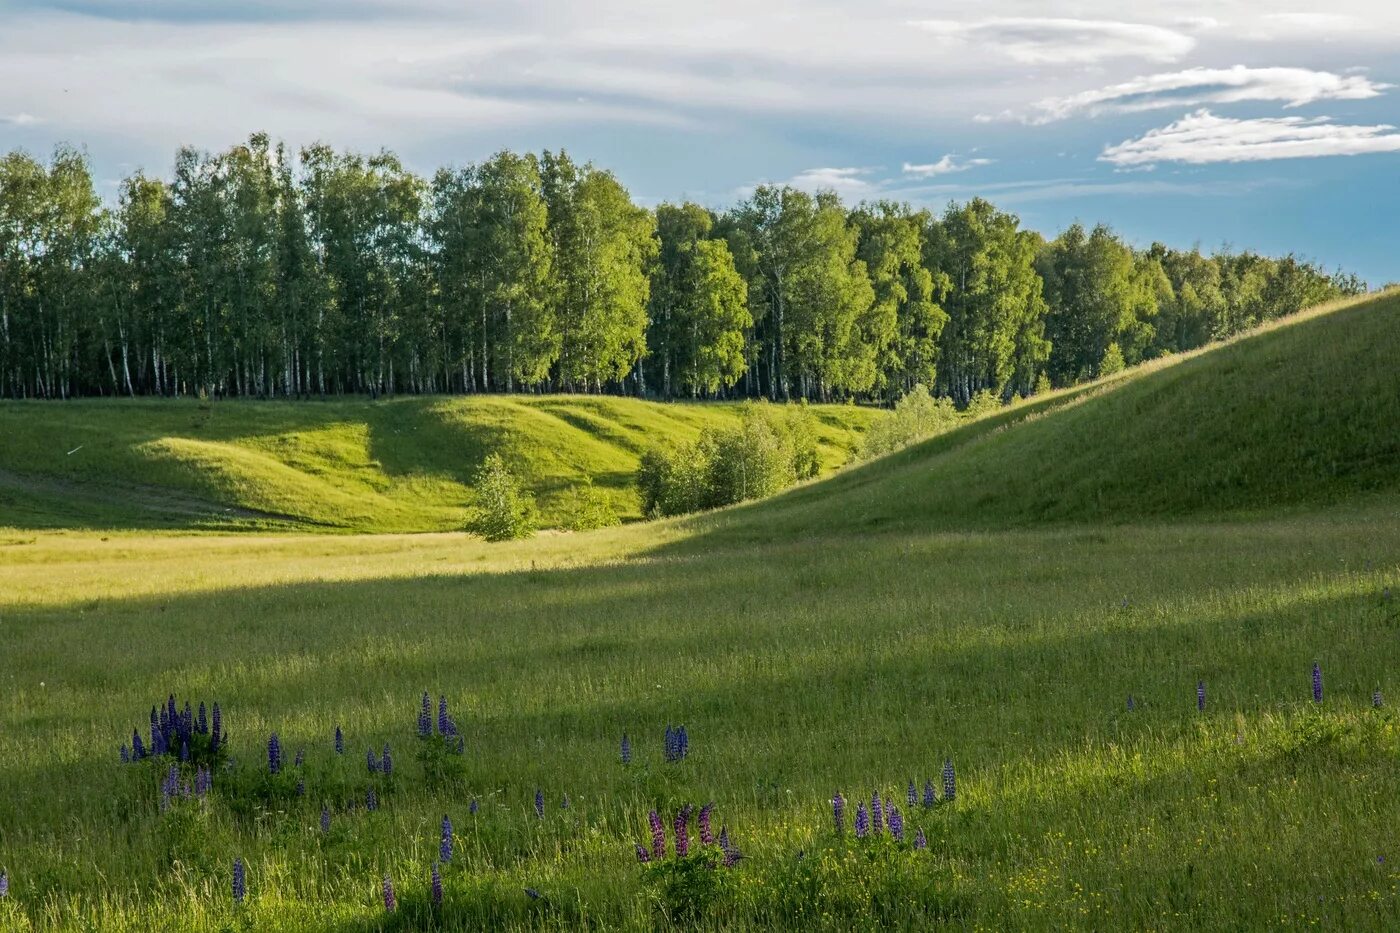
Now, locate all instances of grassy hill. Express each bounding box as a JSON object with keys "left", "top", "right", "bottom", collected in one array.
[
  {"left": 1, "top": 293, "right": 1399, "bottom": 930},
  {"left": 0, "top": 395, "right": 875, "bottom": 532},
  {"left": 681, "top": 290, "right": 1400, "bottom": 547}
]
